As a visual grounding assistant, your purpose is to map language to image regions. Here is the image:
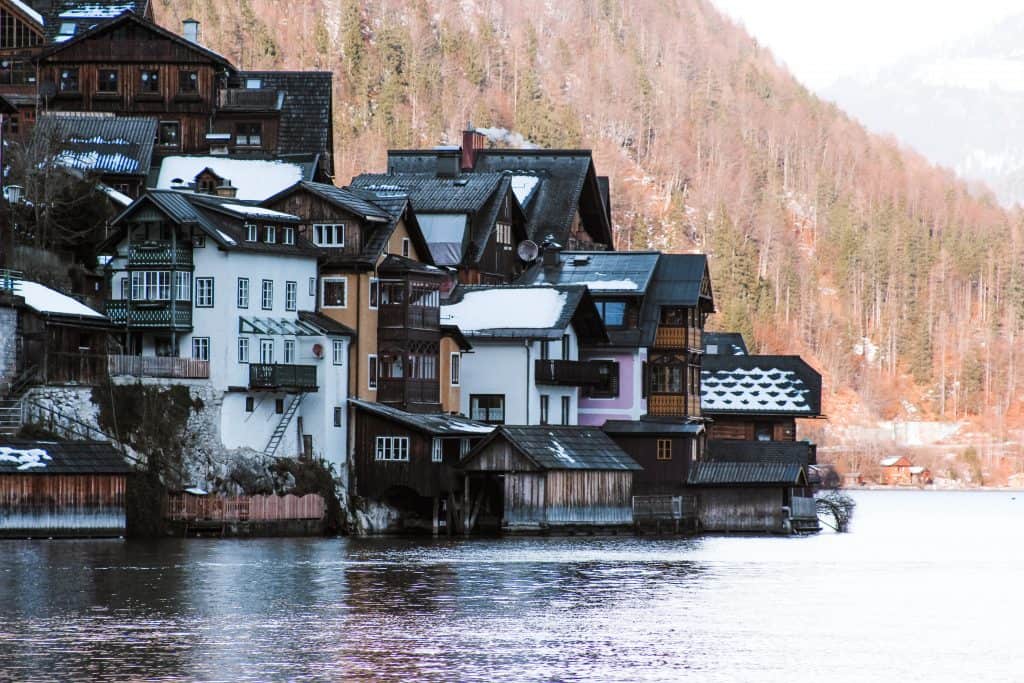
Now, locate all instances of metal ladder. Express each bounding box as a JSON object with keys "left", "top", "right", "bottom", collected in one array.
[
  {"left": 264, "top": 393, "right": 304, "bottom": 457},
  {"left": 0, "top": 399, "right": 23, "bottom": 436}
]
